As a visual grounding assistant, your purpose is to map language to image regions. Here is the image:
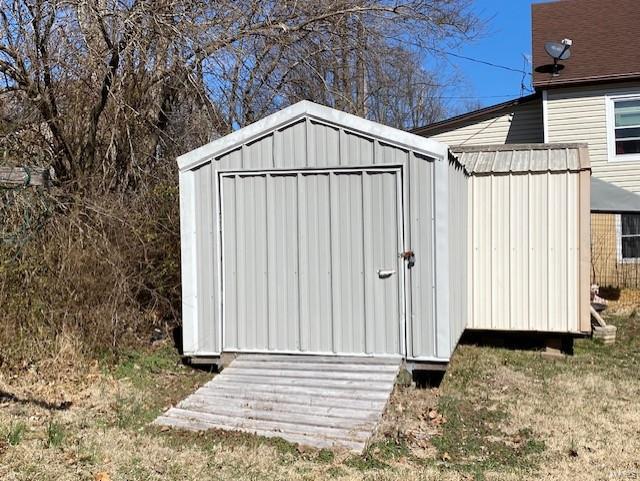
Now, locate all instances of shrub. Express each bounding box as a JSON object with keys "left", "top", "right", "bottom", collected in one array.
[{"left": 0, "top": 176, "right": 182, "bottom": 370}]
